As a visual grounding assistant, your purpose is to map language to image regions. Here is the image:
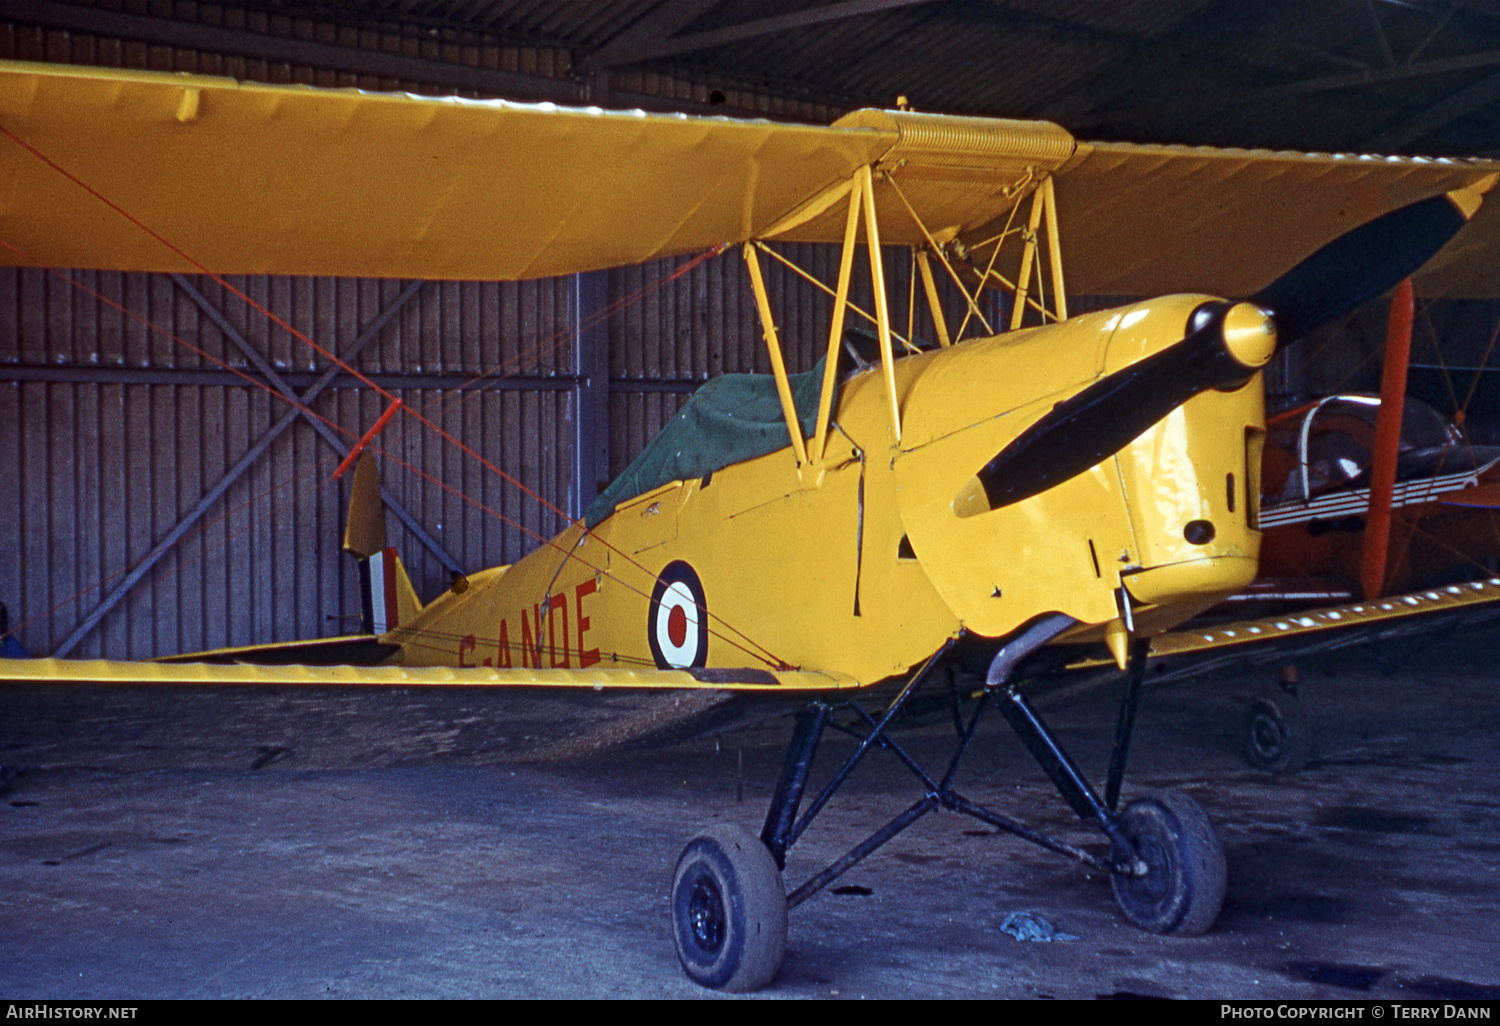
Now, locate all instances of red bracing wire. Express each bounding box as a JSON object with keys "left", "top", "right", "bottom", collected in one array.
[{"left": 0, "top": 126, "right": 790, "bottom": 668}]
